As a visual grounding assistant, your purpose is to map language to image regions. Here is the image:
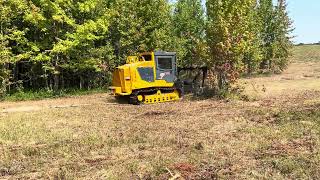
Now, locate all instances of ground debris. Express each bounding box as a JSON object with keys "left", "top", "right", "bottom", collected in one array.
[{"left": 138, "top": 110, "right": 177, "bottom": 118}]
